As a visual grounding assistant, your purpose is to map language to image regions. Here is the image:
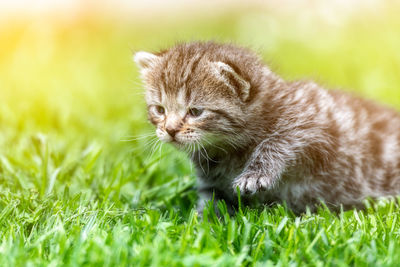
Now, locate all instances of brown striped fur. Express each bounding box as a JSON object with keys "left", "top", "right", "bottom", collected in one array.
[{"left": 134, "top": 41, "right": 400, "bottom": 214}]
